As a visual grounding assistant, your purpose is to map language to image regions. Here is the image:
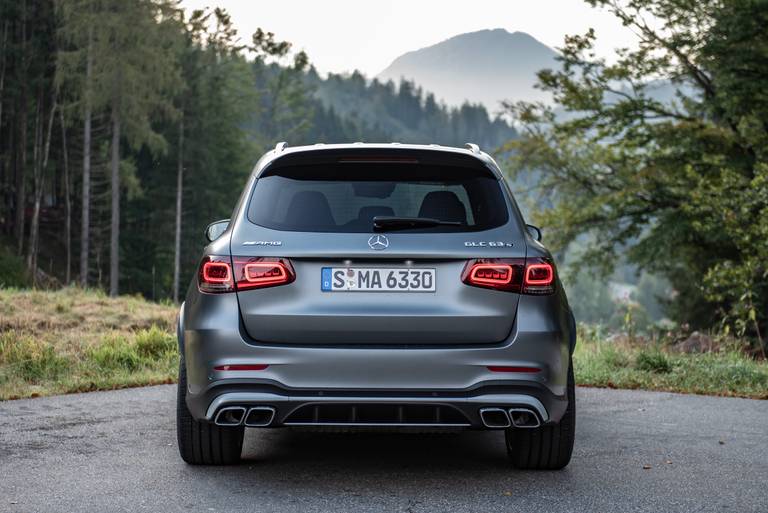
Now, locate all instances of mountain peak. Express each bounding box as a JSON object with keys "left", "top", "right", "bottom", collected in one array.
[{"left": 377, "top": 29, "right": 557, "bottom": 110}]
